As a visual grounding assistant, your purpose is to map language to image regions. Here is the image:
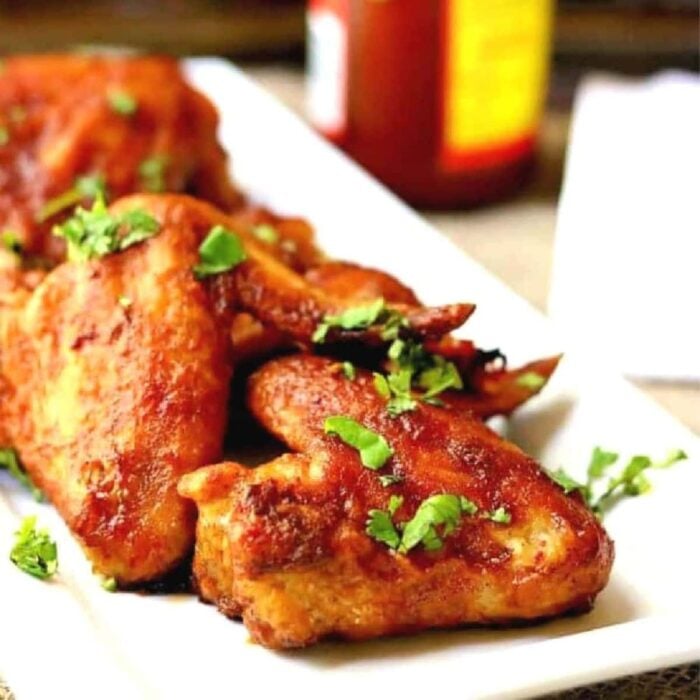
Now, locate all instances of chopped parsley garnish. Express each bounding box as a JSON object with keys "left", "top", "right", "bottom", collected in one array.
[
  {"left": 417, "top": 355, "right": 464, "bottom": 398},
  {"left": 313, "top": 298, "right": 387, "bottom": 344},
  {"left": 378, "top": 474, "right": 403, "bottom": 487},
  {"left": 372, "top": 337, "right": 462, "bottom": 417},
  {"left": 38, "top": 174, "right": 107, "bottom": 223},
  {"left": 365, "top": 492, "right": 508, "bottom": 553},
  {"left": 10, "top": 516, "right": 58, "bottom": 580},
  {"left": 0, "top": 126, "right": 8, "bottom": 146},
  {"left": 400, "top": 494, "right": 469, "bottom": 553},
  {"left": 0, "top": 447, "right": 43, "bottom": 501},
  {"left": 107, "top": 90, "right": 138, "bottom": 116},
  {"left": 139, "top": 155, "right": 168, "bottom": 193},
  {"left": 366, "top": 509, "right": 401, "bottom": 549},
  {"left": 193, "top": 225, "right": 247, "bottom": 278},
  {"left": 53, "top": 195, "right": 159, "bottom": 262},
  {"left": 488, "top": 506, "right": 511, "bottom": 524},
  {"left": 1, "top": 230, "right": 22, "bottom": 255},
  {"left": 252, "top": 223, "right": 279, "bottom": 244},
  {"left": 341, "top": 361, "right": 356, "bottom": 380},
  {"left": 516, "top": 371, "right": 546, "bottom": 390},
  {"left": 546, "top": 446, "right": 688, "bottom": 517},
  {"left": 323, "top": 416, "right": 393, "bottom": 470},
  {"left": 101, "top": 576, "right": 118, "bottom": 592}
]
